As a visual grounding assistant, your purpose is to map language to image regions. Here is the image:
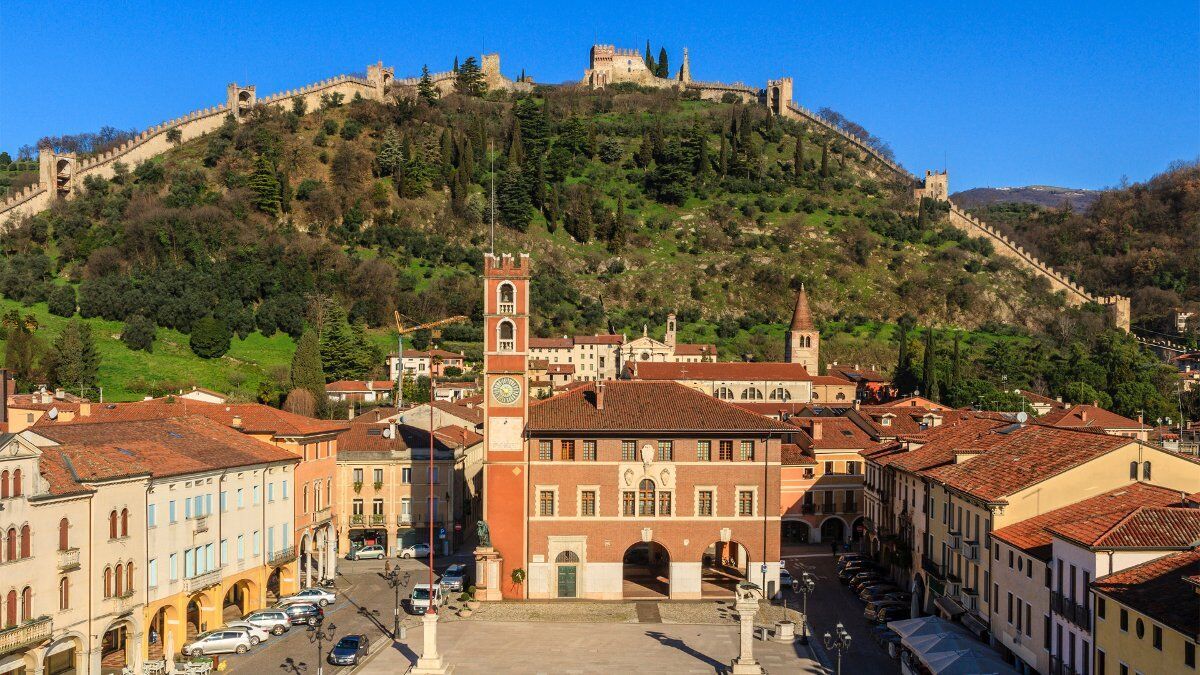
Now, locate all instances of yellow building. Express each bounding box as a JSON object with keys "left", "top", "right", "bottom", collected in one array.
[{"left": 1092, "top": 548, "right": 1198, "bottom": 675}]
